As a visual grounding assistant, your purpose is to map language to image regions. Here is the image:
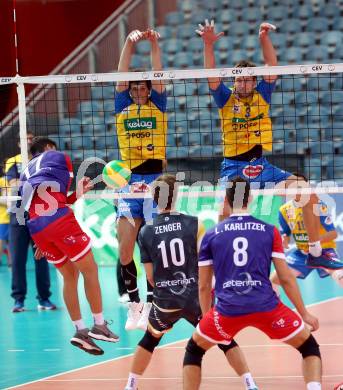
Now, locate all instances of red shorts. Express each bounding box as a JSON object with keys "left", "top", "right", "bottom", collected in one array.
[
  {"left": 31, "top": 211, "right": 91, "bottom": 268},
  {"left": 197, "top": 302, "right": 304, "bottom": 345}
]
